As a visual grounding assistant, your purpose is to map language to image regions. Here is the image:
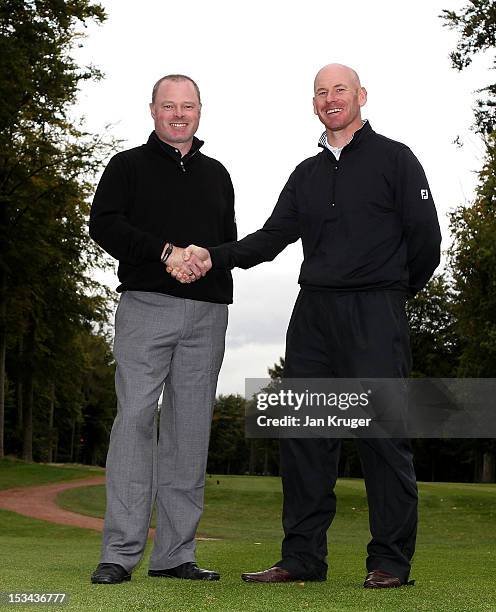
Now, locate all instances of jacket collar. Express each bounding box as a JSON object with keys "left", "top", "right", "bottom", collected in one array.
[
  {"left": 147, "top": 131, "right": 205, "bottom": 163},
  {"left": 318, "top": 119, "right": 372, "bottom": 153}
]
